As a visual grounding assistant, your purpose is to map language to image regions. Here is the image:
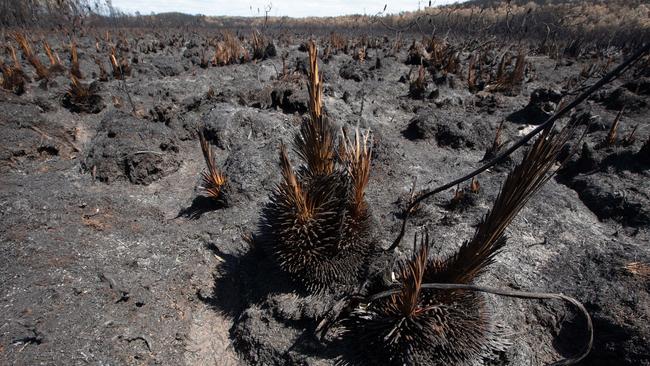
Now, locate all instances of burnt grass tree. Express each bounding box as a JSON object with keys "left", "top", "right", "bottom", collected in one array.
[
  {"left": 198, "top": 128, "right": 229, "bottom": 206},
  {"left": 258, "top": 40, "right": 375, "bottom": 293},
  {"left": 61, "top": 75, "right": 105, "bottom": 113},
  {"left": 338, "top": 120, "right": 581, "bottom": 365}
]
